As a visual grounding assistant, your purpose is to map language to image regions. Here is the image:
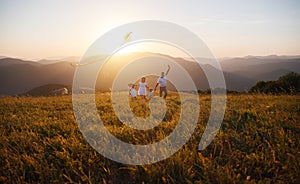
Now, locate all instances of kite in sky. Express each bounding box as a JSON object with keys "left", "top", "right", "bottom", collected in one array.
[{"left": 71, "top": 32, "right": 132, "bottom": 67}]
